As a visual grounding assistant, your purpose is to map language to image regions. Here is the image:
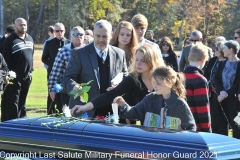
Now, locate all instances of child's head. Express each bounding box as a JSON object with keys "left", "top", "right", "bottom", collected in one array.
[
  {"left": 131, "top": 14, "right": 148, "bottom": 41},
  {"left": 188, "top": 42, "right": 208, "bottom": 68},
  {"left": 152, "top": 66, "right": 186, "bottom": 99}
]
